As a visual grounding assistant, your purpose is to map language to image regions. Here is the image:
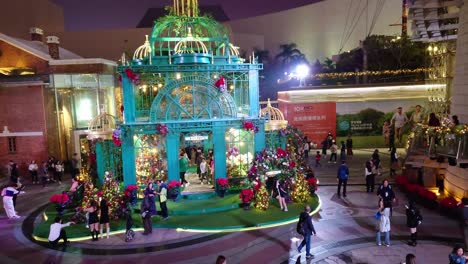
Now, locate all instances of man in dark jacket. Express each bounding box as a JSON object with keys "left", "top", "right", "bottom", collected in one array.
[
  {"left": 337, "top": 160, "right": 349, "bottom": 197},
  {"left": 297, "top": 205, "right": 316, "bottom": 259}
]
